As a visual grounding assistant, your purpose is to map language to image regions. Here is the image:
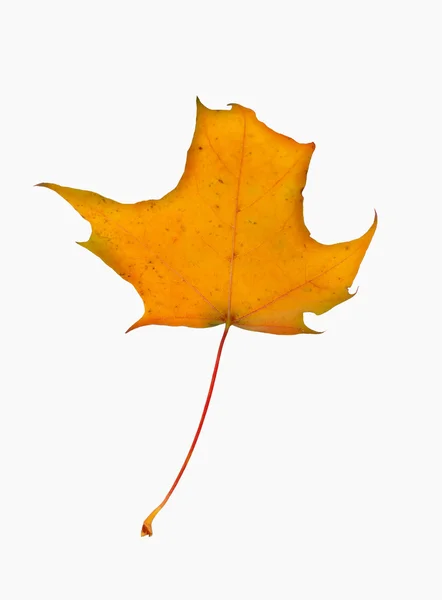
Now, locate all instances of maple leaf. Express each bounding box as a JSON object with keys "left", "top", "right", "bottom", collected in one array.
[{"left": 37, "top": 99, "right": 376, "bottom": 536}]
